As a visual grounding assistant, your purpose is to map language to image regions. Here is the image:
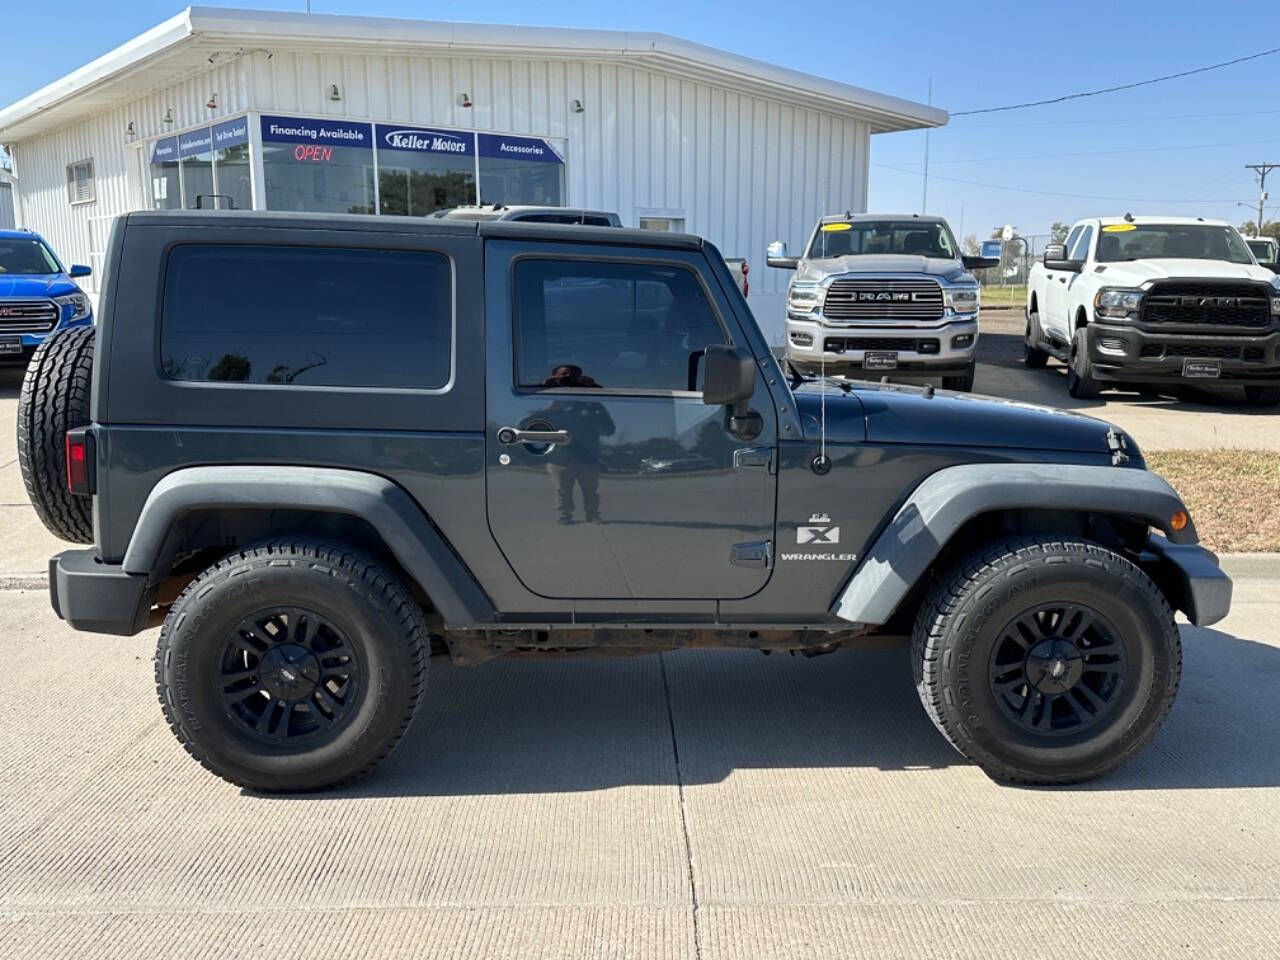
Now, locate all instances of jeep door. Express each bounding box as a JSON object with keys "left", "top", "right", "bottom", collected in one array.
[{"left": 483, "top": 237, "right": 779, "bottom": 600}]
